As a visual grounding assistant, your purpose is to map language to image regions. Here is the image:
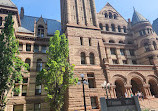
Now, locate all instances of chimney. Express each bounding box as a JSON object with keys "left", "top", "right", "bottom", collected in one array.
[
  {"left": 128, "top": 18, "right": 131, "bottom": 23},
  {"left": 20, "top": 7, "right": 24, "bottom": 19}
]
